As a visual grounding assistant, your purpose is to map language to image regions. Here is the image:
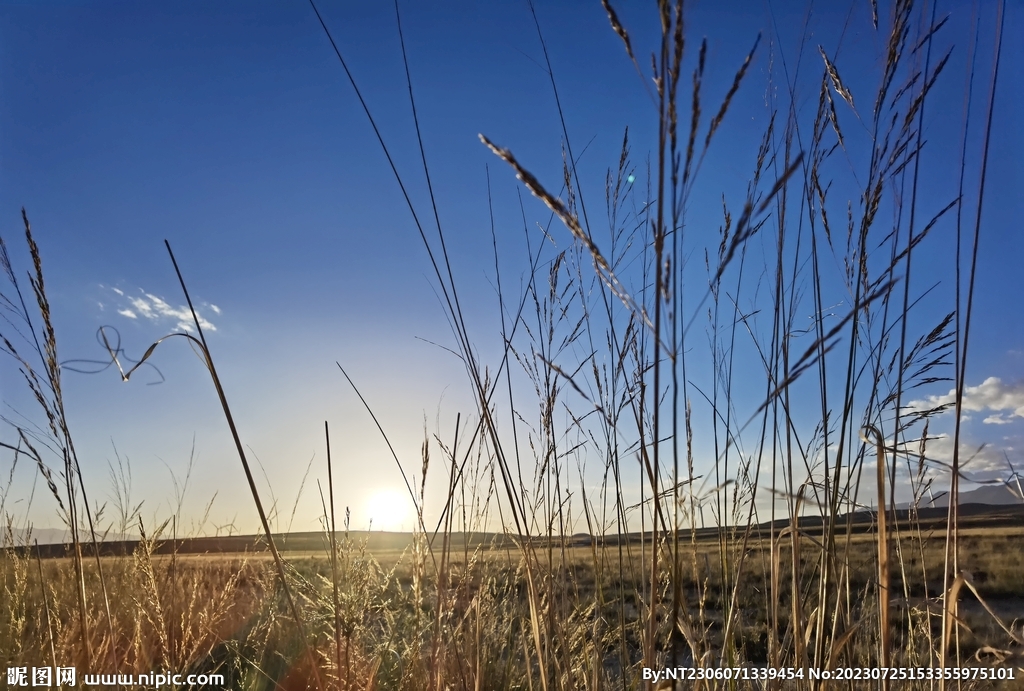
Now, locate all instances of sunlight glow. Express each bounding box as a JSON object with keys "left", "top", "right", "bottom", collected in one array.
[{"left": 364, "top": 488, "right": 413, "bottom": 532}]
